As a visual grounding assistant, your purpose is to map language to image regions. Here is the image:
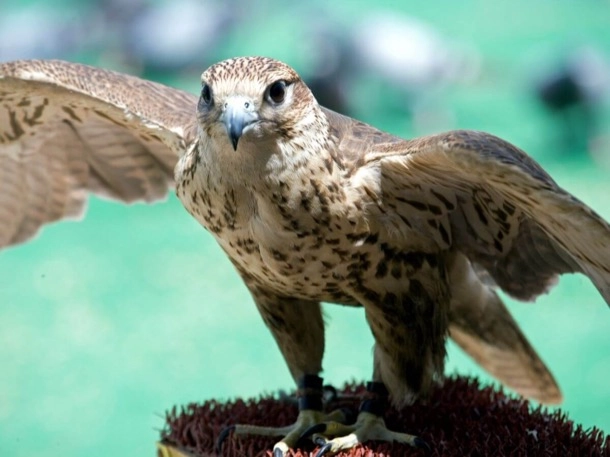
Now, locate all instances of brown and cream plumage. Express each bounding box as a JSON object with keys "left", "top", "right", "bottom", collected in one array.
[{"left": 1, "top": 56, "right": 609, "bottom": 455}]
